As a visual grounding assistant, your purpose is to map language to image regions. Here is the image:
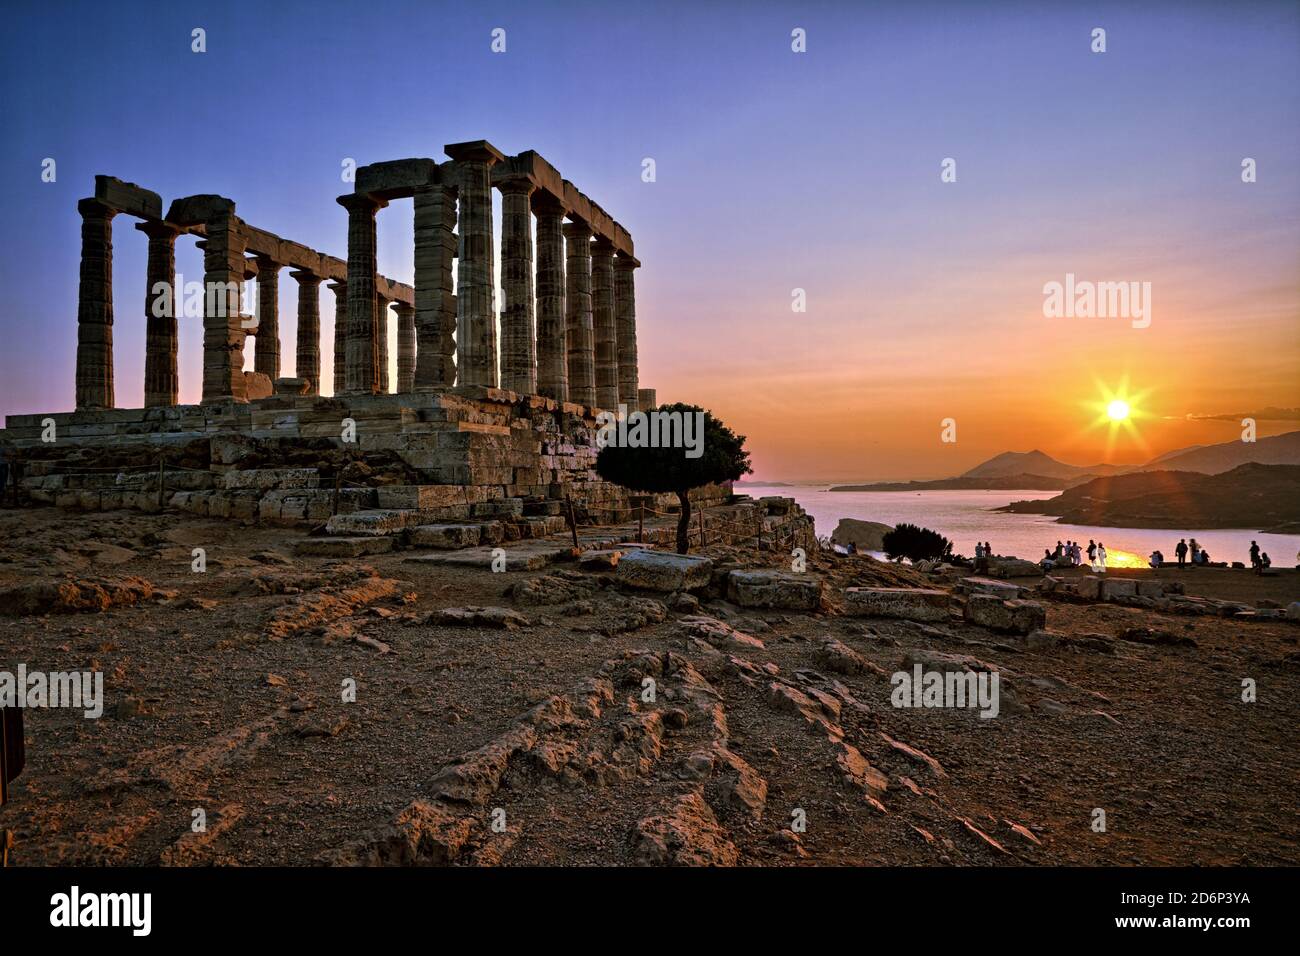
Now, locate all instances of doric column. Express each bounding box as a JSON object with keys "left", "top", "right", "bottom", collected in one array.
[
  {"left": 395, "top": 302, "right": 416, "bottom": 392},
  {"left": 533, "top": 193, "right": 568, "bottom": 403},
  {"left": 137, "top": 219, "right": 181, "bottom": 408},
  {"left": 201, "top": 207, "right": 248, "bottom": 403},
  {"left": 74, "top": 198, "right": 117, "bottom": 409},
  {"left": 446, "top": 141, "right": 504, "bottom": 387},
  {"left": 376, "top": 294, "right": 391, "bottom": 393},
  {"left": 614, "top": 253, "right": 640, "bottom": 412},
  {"left": 253, "top": 255, "right": 281, "bottom": 379},
  {"left": 563, "top": 220, "right": 595, "bottom": 407},
  {"left": 292, "top": 270, "right": 322, "bottom": 394},
  {"left": 413, "top": 184, "right": 458, "bottom": 389},
  {"left": 638, "top": 388, "right": 657, "bottom": 410},
  {"left": 591, "top": 237, "right": 618, "bottom": 410},
  {"left": 328, "top": 279, "right": 347, "bottom": 395},
  {"left": 498, "top": 177, "right": 537, "bottom": 395},
  {"left": 337, "top": 193, "right": 386, "bottom": 394}
]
